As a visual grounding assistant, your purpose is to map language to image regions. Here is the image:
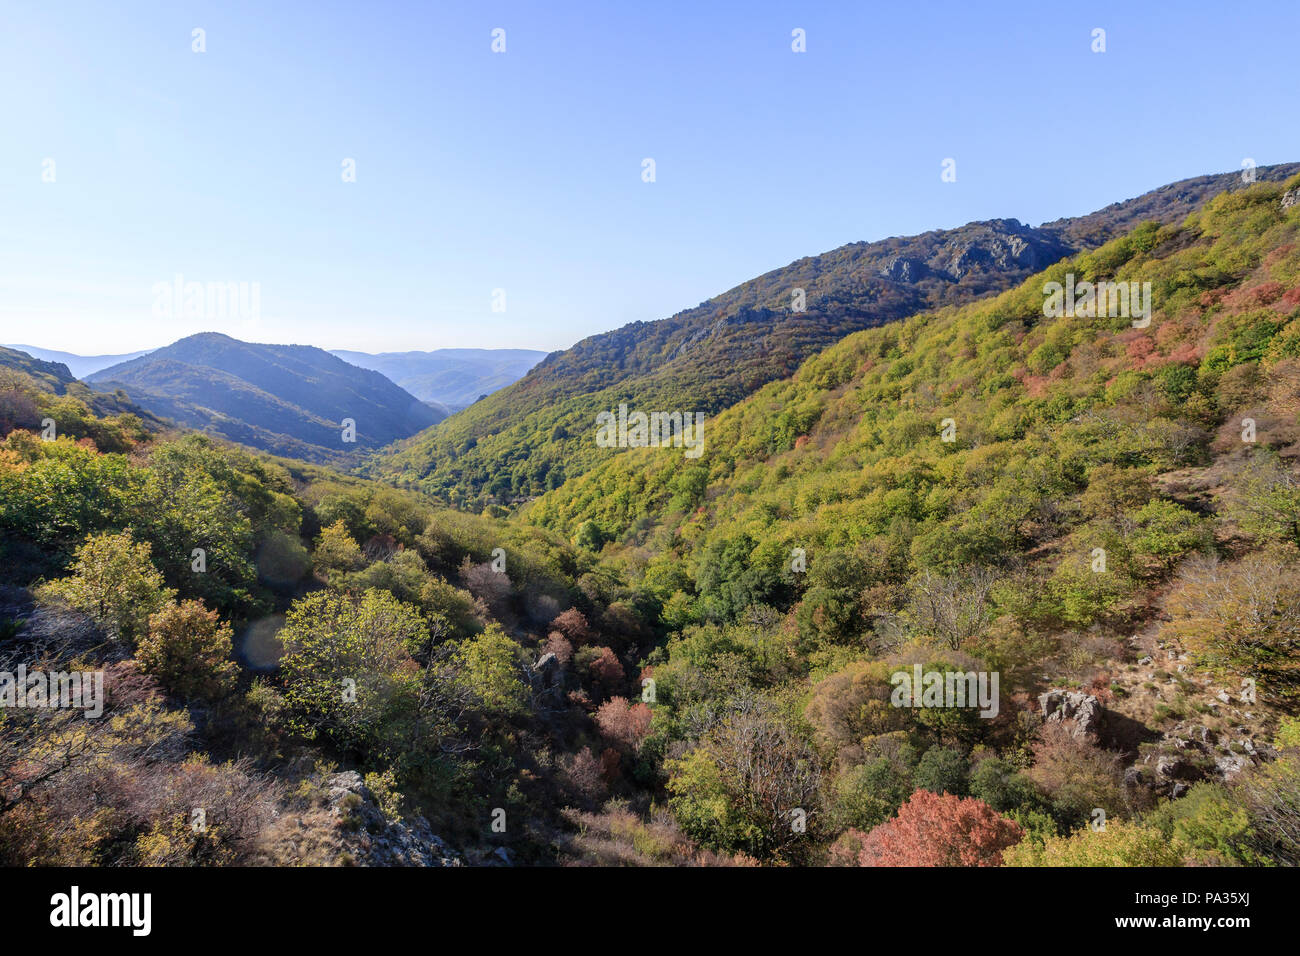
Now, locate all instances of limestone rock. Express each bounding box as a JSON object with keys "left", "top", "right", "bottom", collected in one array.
[{"left": 1038, "top": 689, "right": 1103, "bottom": 737}]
